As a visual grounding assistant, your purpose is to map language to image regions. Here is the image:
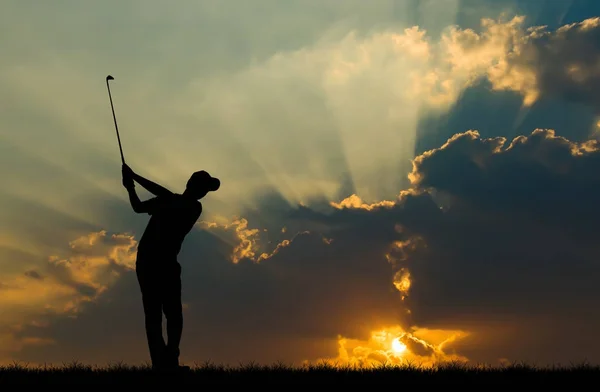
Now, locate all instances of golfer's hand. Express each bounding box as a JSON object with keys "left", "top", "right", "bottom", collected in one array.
[
  {"left": 122, "top": 165, "right": 135, "bottom": 190},
  {"left": 123, "top": 176, "right": 135, "bottom": 190},
  {"left": 122, "top": 163, "right": 134, "bottom": 177}
]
